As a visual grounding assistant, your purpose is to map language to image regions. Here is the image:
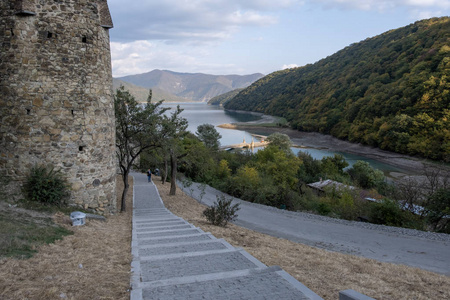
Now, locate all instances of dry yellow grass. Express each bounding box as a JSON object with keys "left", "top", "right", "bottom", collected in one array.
[
  {"left": 155, "top": 178, "right": 450, "bottom": 300},
  {"left": 0, "top": 176, "right": 133, "bottom": 300}
]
